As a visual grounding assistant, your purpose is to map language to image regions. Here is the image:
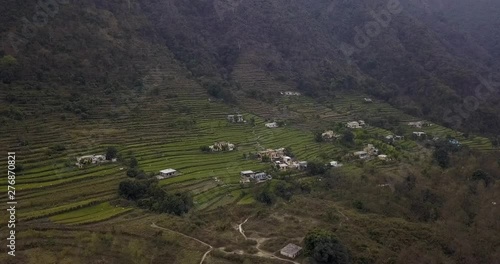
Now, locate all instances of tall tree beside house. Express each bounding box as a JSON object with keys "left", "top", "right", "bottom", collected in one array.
[
  {"left": 433, "top": 149, "right": 450, "bottom": 168},
  {"left": 304, "top": 229, "right": 351, "bottom": 264},
  {"left": 105, "top": 147, "right": 118, "bottom": 160},
  {"left": 342, "top": 131, "right": 355, "bottom": 145}
]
